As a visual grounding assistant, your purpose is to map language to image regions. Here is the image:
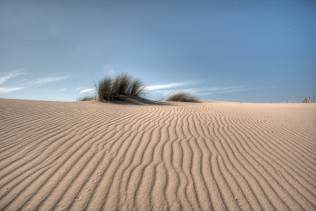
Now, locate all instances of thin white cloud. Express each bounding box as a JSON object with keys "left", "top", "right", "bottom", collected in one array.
[
  {"left": 146, "top": 84, "right": 245, "bottom": 99},
  {"left": 0, "top": 71, "right": 26, "bottom": 94},
  {"left": 178, "top": 86, "right": 245, "bottom": 96},
  {"left": 0, "top": 71, "right": 24, "bottom": 85},
  {"left": 32, "top": 75, "right": 70, "bottom": 85},
  {"left": 145, "top": 81, "right": 195, "bottom": 91},
  {"left": 145, "top": 81, "right": 245, "bottom": 97},
  {"left": 0, "top": 86, "right": 25, "bottom": 93},
  {"left": 79, "top": 88, "right": 95, "bottom": 94},
  {"left": 0, "top": 71, "right": 71, "bottom": 96}
]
